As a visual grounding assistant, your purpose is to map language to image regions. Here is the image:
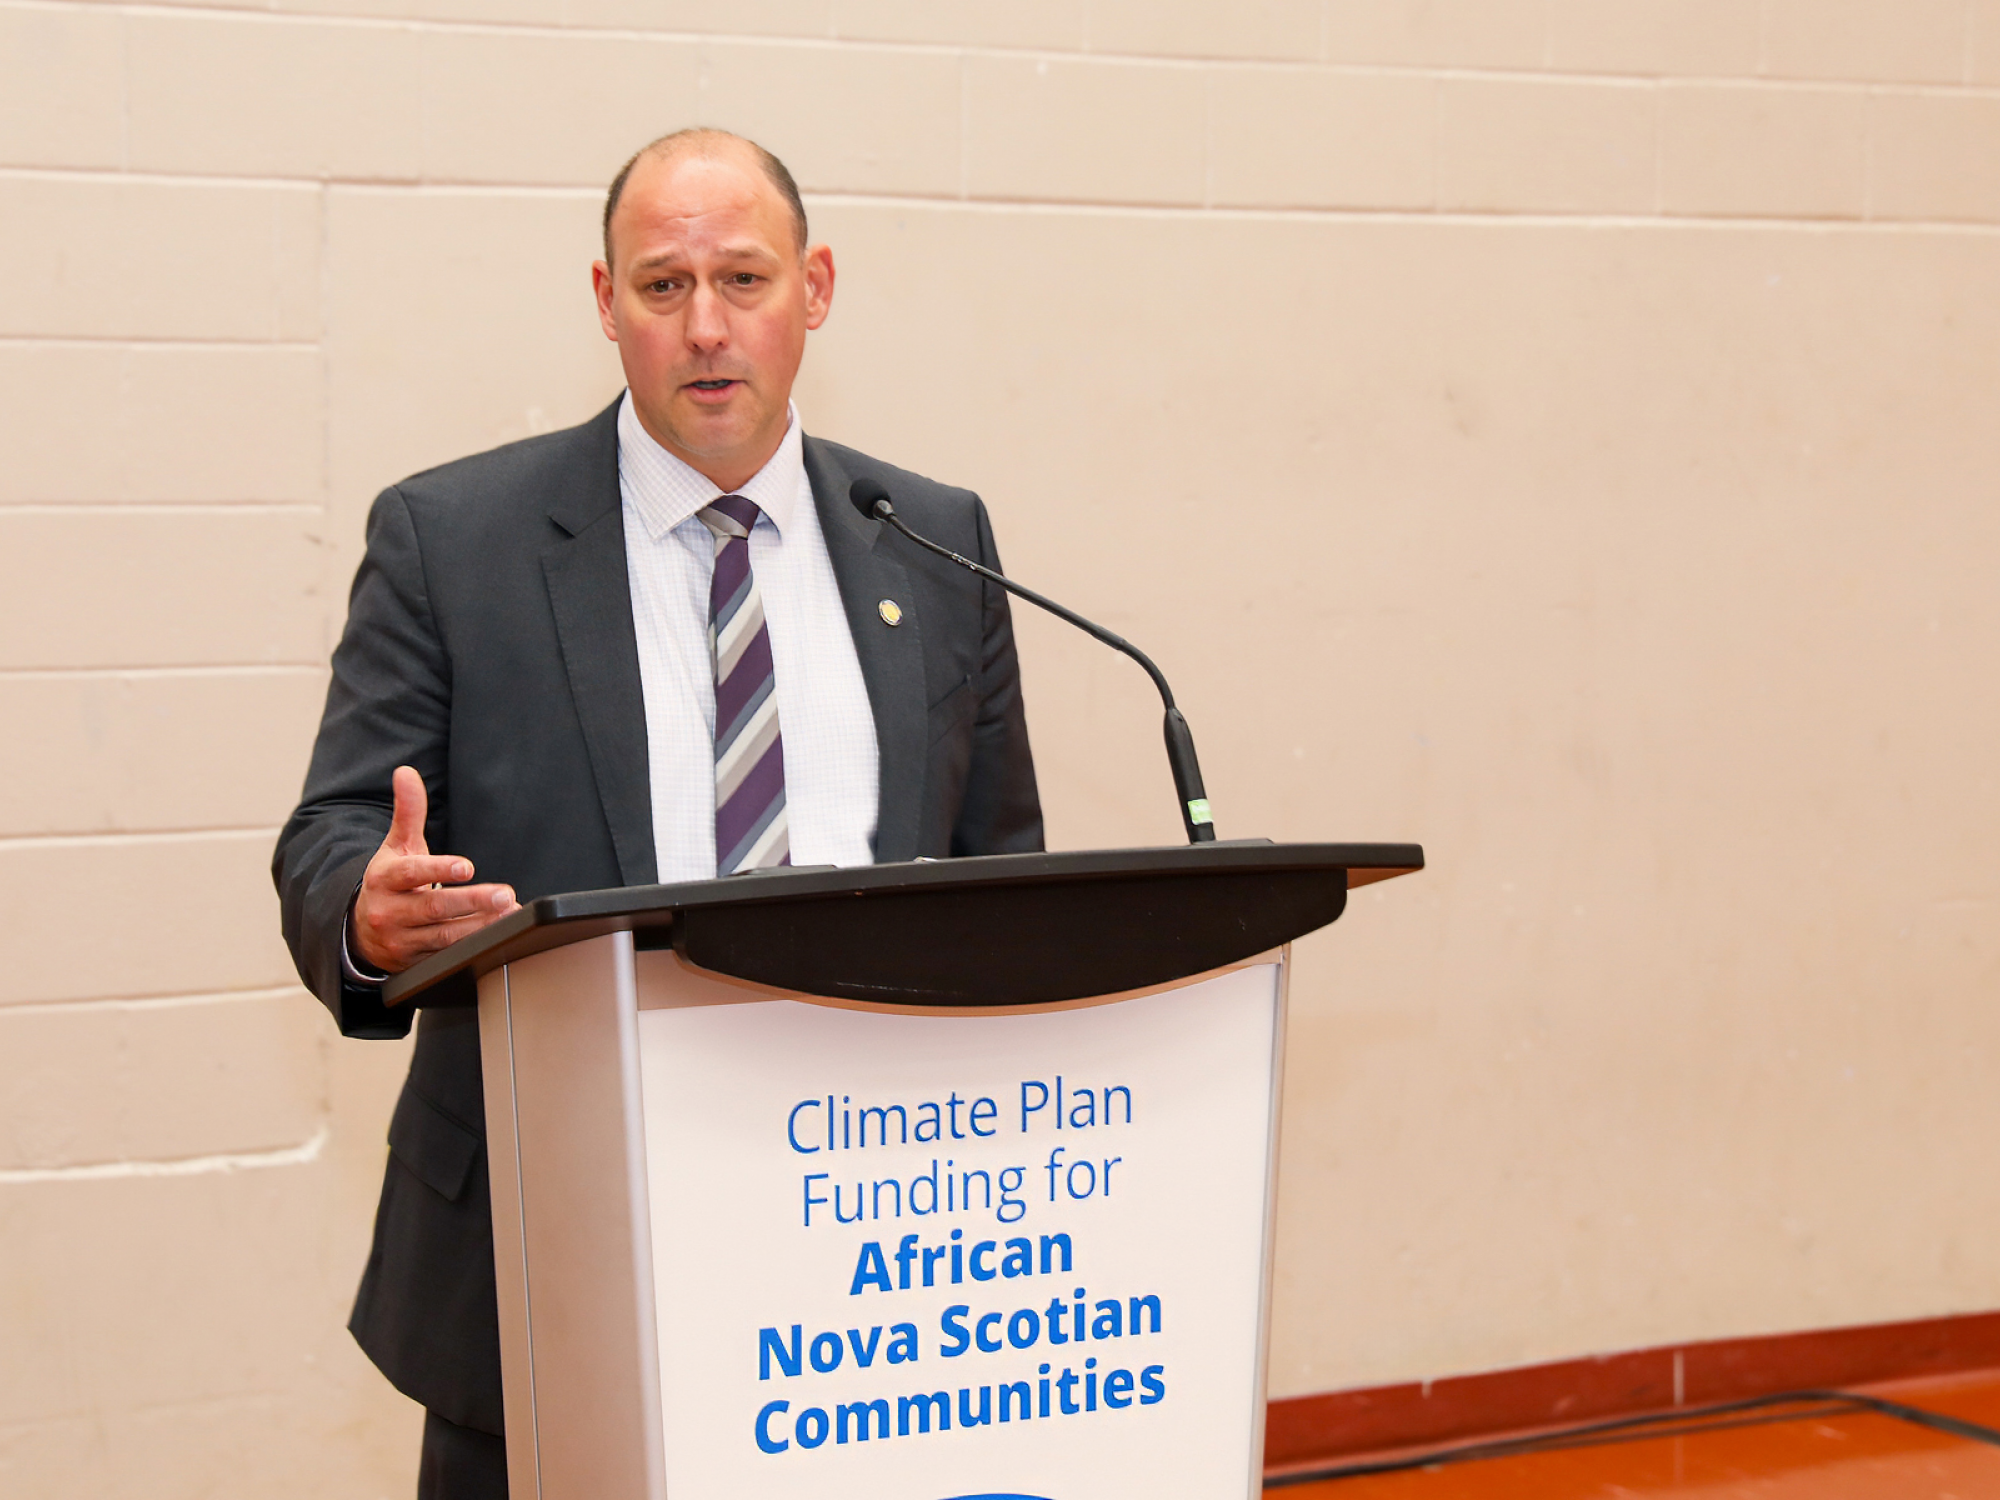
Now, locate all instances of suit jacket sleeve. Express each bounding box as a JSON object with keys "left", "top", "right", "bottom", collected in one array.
[
  {"left": 951, "top": 495, "right": 1044, "bottom": 858},
  {"left": 272, "top": 485, "right": 452, "bottom": 1040}
]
